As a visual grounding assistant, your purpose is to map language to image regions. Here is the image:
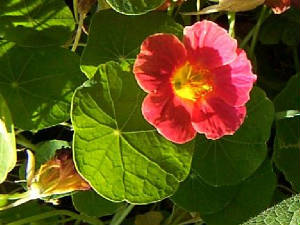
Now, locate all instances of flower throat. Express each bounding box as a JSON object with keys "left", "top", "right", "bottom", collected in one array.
[{"left": 171, "top": 63, "right": 213, "bottom": 102}]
